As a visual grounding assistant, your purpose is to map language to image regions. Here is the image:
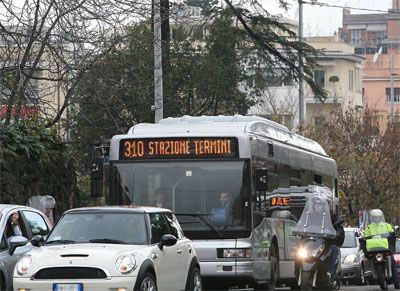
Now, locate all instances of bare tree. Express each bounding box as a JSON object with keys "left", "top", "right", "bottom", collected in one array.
[
  {"left": 248, "top": 85, "right": 299, "bottom": 129},
  {"left": 307, "top": 109, "right": 400, "bottom": 224},
  {"left": 0, "top": 0, "right": 152, "bottom": 130}
]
